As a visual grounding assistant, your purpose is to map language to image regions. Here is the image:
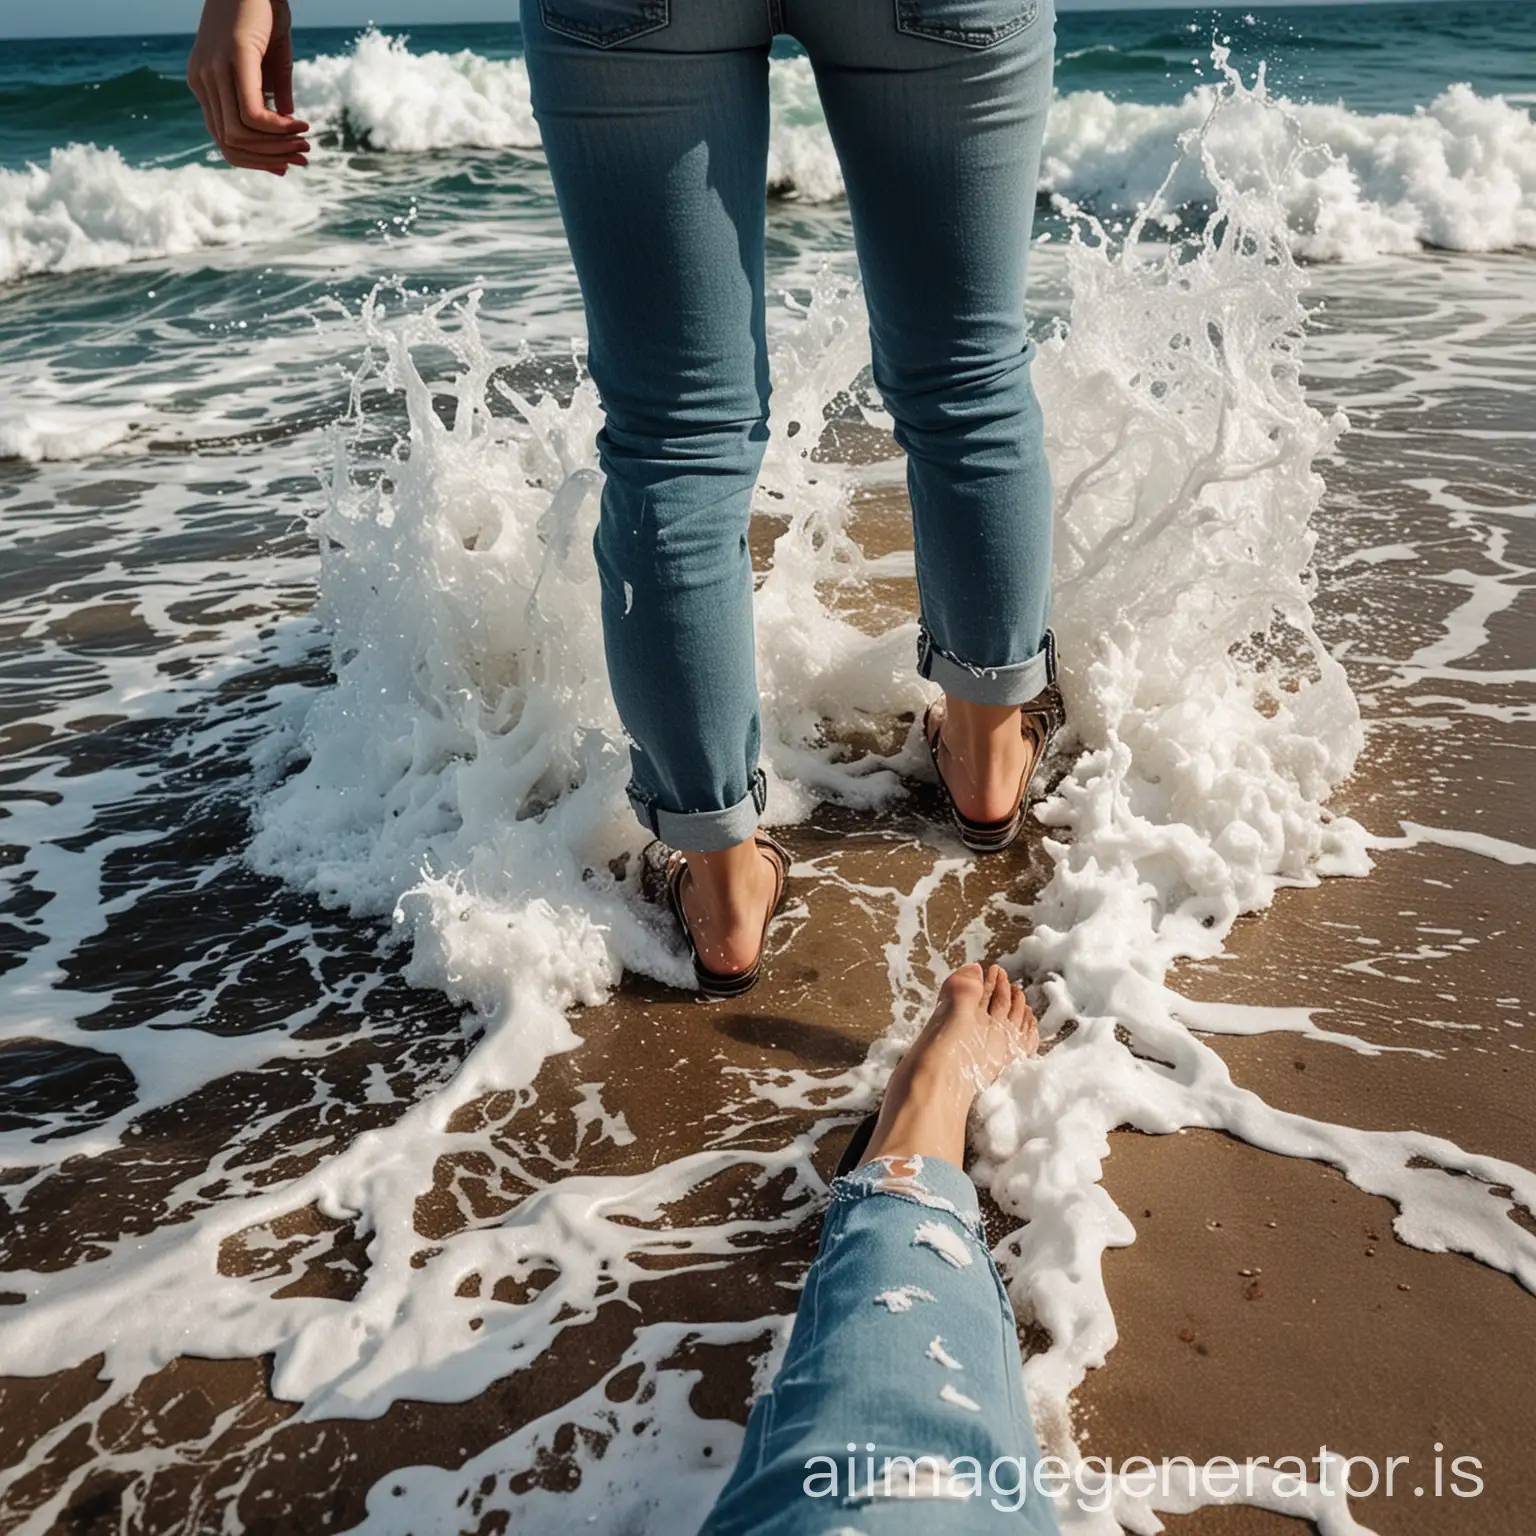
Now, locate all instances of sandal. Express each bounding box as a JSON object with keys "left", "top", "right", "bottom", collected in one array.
[
  {"left": 923, "top": 685, "right": 1065, "bottom": 854},
  {"left": 646, "top": 832, "right": 791, "bottom": 1000},
  {"left": 927, "top": 685, "right": 1062, "bottom": 854}
]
